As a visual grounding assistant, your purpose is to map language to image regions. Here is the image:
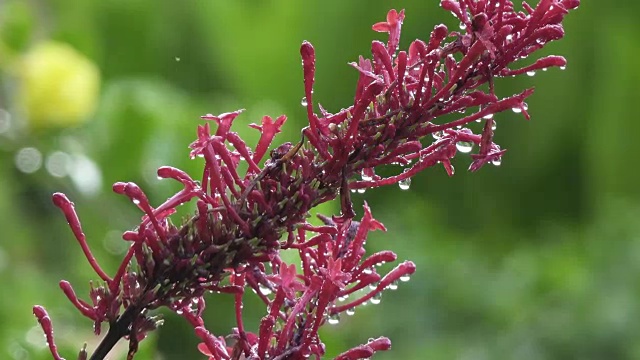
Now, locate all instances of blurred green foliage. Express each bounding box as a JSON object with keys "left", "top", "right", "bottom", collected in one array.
[{"left": 1, "top": 1, "right": 638, "bottom": 359}]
